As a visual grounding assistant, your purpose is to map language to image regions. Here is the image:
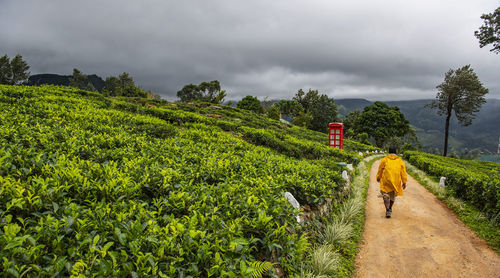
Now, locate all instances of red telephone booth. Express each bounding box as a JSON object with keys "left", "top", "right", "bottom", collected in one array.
[{"left": 328, "top": 123, "right": 344, "bottom": 149}]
